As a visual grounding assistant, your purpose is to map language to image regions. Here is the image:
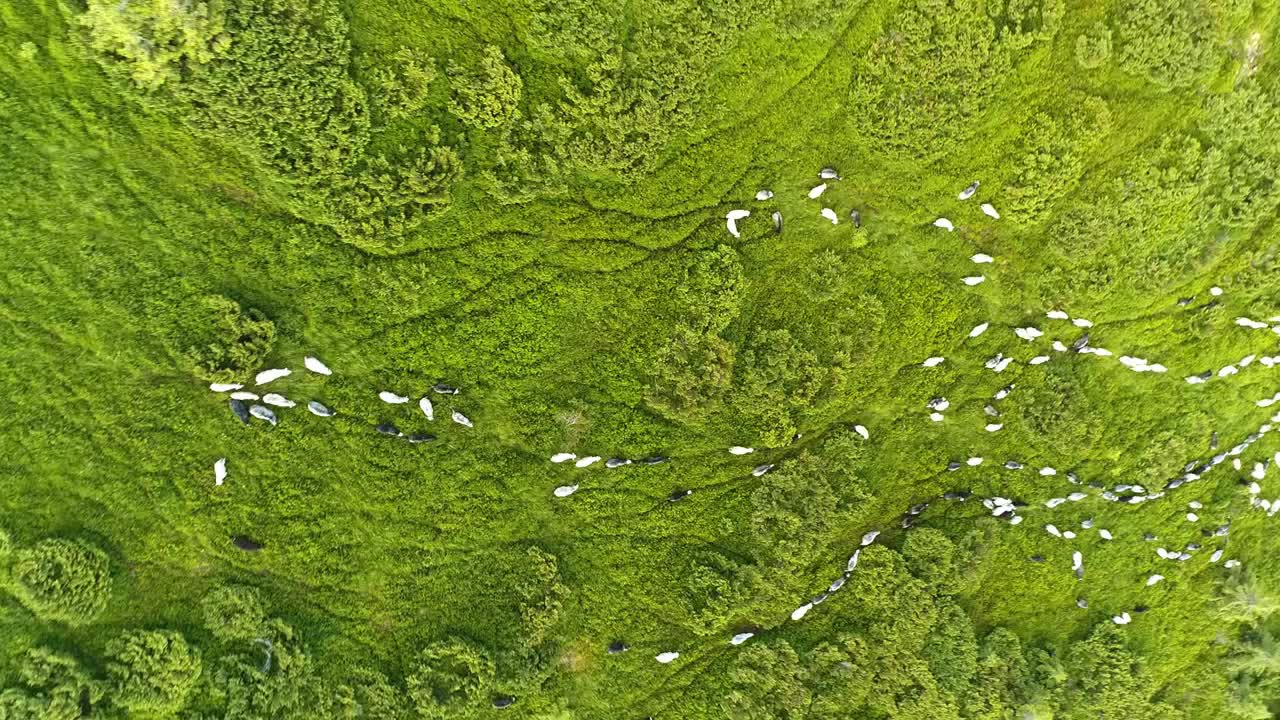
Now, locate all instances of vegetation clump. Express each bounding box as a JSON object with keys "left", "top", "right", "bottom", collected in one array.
[{"left": 10, "top": 539, "right": 112, "bottom": 626}]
